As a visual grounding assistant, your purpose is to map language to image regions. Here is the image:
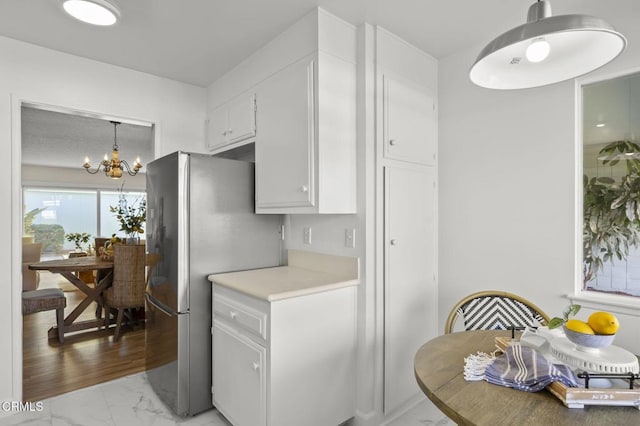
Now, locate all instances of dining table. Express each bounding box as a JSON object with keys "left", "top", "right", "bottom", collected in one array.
[
  {"left": 414, "top": 329, "right": 640, "bottom": 425},
  {"left": 29, "top": 256, "right": 114, "bottom": 339}
]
